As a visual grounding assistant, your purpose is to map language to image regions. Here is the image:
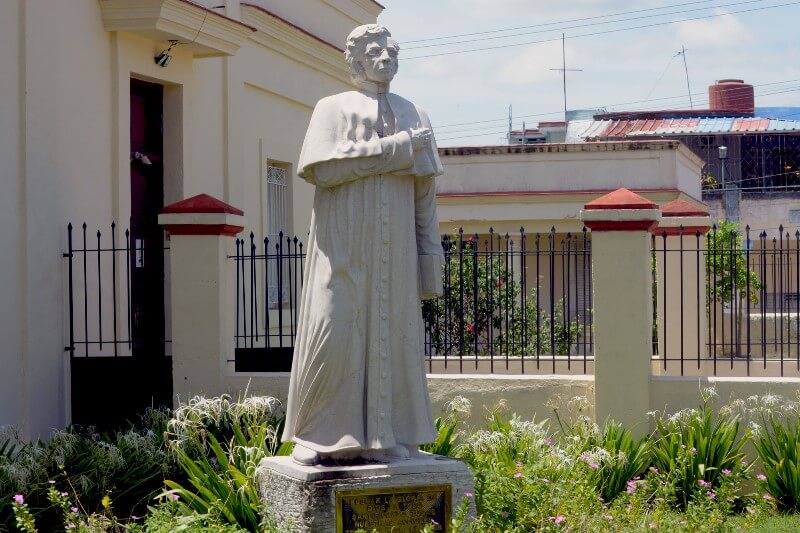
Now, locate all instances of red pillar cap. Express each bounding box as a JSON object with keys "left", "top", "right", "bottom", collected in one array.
[
  {"left": 584, "top": 188, "right": 658, "bottom": 210},
  {"left": 161, "top": 193, "right": 243, "bottom": 216},
  {"left": 660, "top": 198, "right": 709, "bottom": 217}
]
